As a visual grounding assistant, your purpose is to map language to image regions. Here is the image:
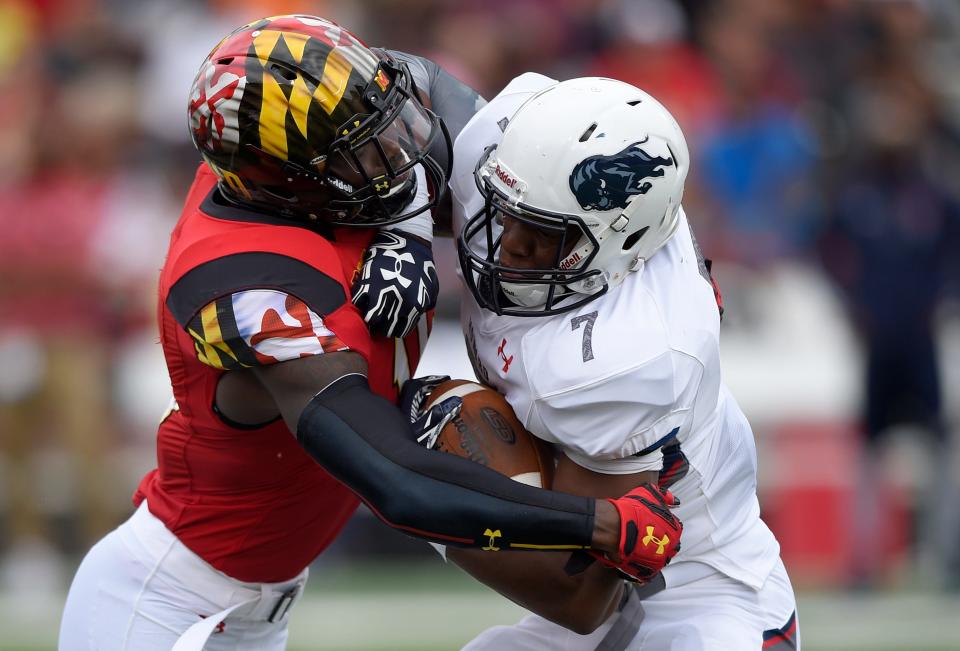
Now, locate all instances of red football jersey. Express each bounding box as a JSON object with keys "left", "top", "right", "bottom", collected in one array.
[{"left": 134, "top": 164, "right": 429, "bottom": 582}]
